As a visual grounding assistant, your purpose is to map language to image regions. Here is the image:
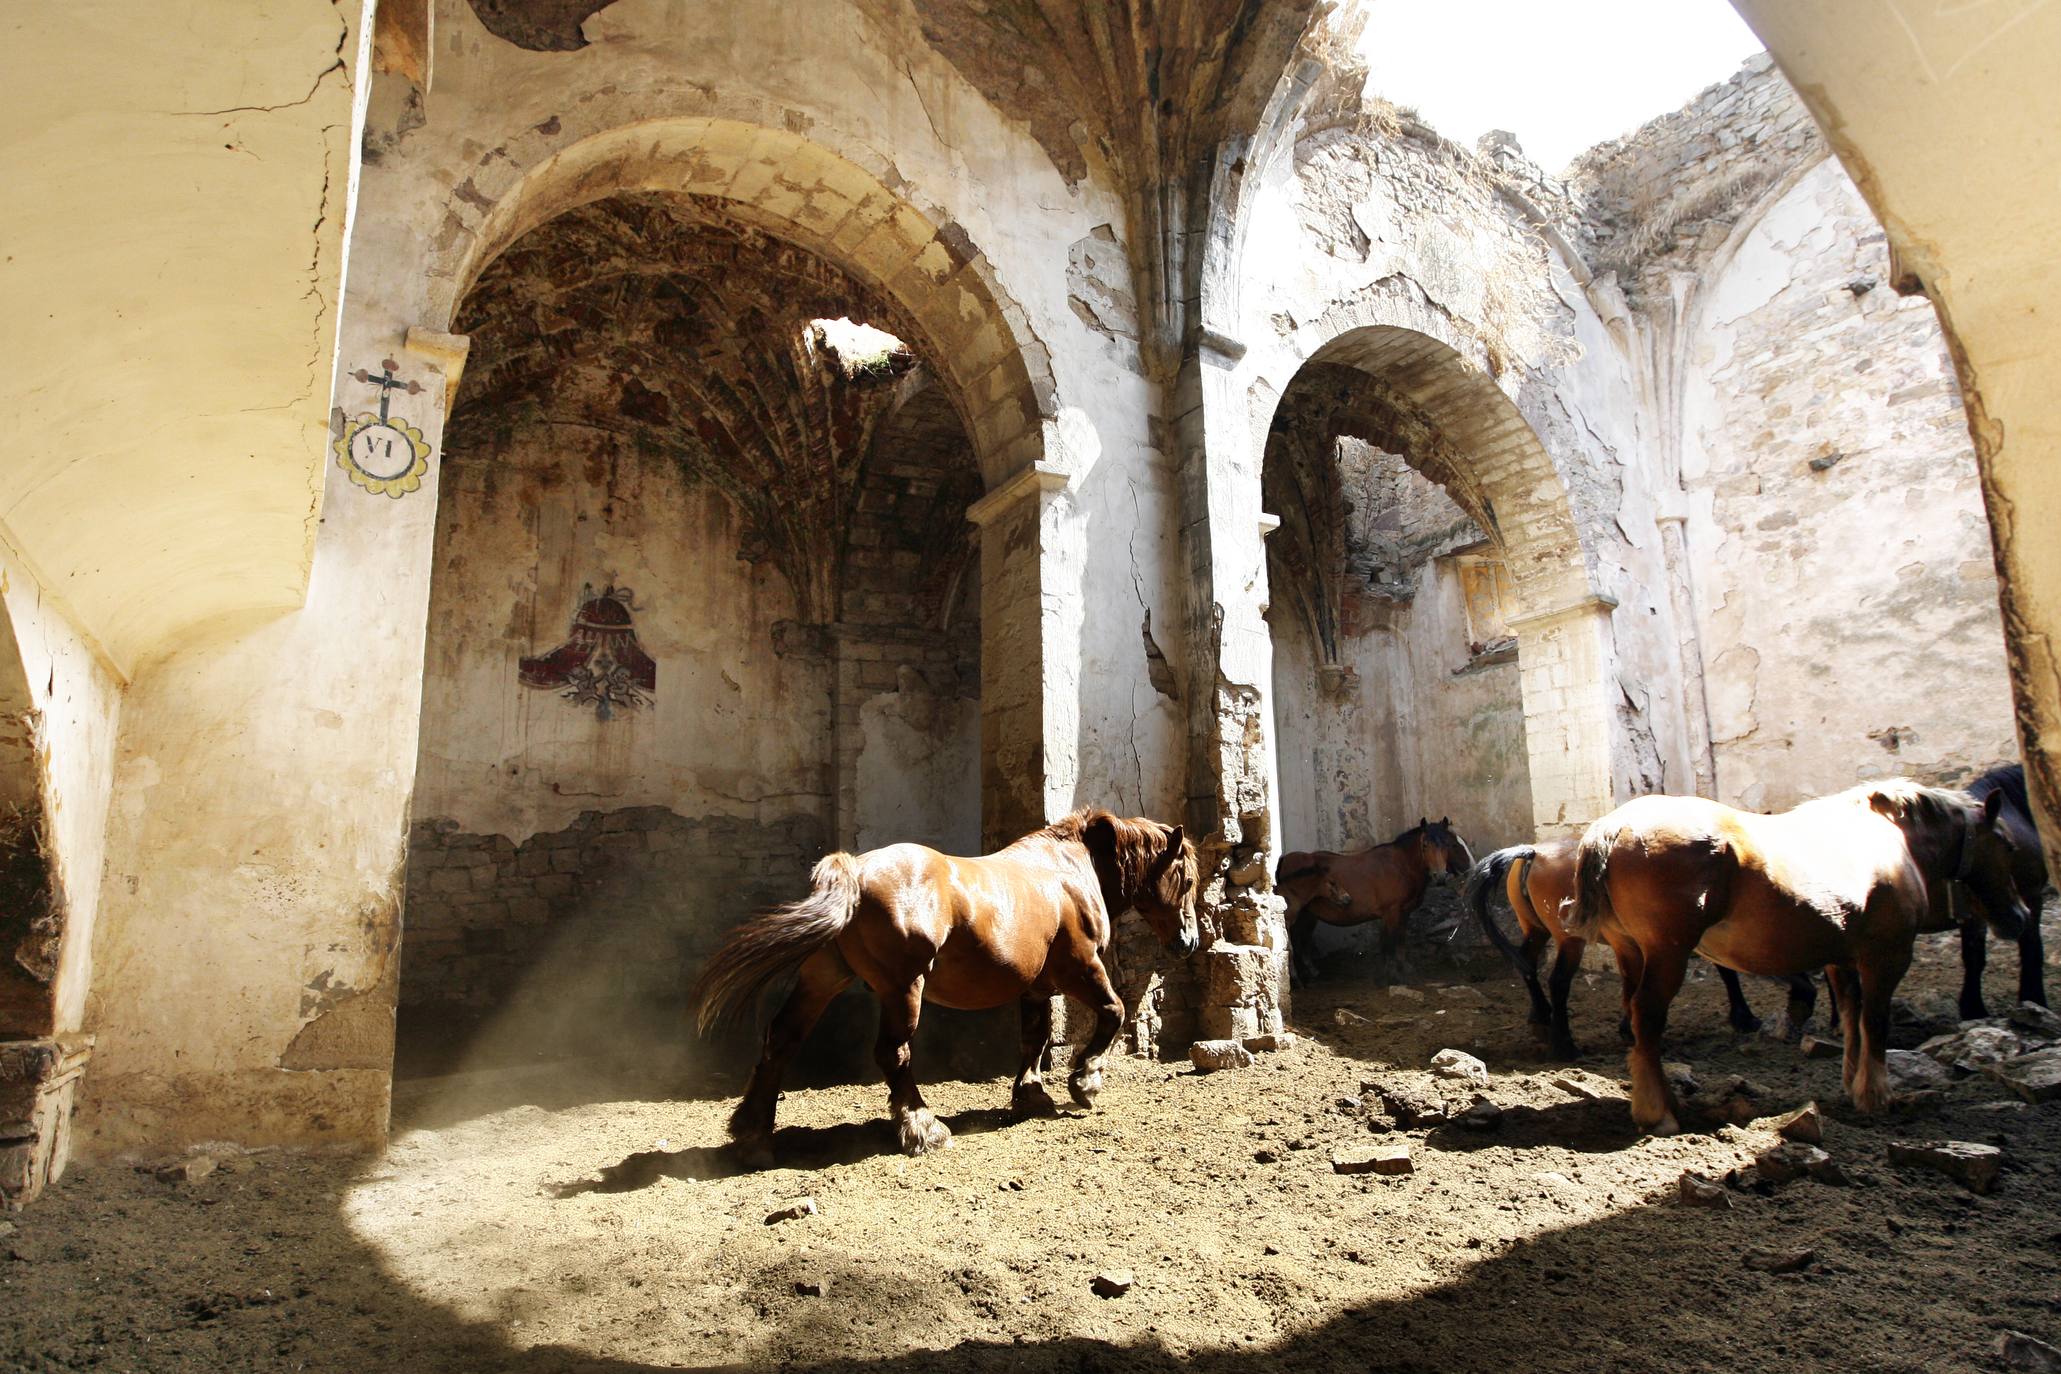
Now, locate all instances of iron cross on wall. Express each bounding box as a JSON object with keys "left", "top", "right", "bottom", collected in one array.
[{"left": 334, "top": 357, "right": 434, "bottom": 498}]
